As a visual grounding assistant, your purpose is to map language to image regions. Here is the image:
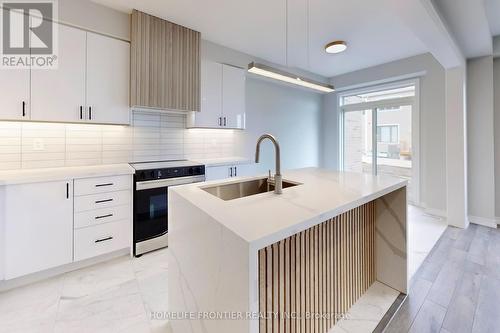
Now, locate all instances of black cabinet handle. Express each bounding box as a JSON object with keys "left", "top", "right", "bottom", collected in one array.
[
  {"left": 229, "top": 167, "right": 233, "bottom": 177},
  {"left": 95, "top": 198, "right": 113, "bottom": 204},
  {"left": 95, "top": 183, "right": 113, "bottom": 187},
  {"left": 66, "top": 183, "right": 69, "bottom": 199},
  {"left": 95, "top": 214, "right": 113, "bottom": 220},
  {"left": 22, "top": 101, "right": 26, "bottom": 117},
  {"left": 218, "top": 117, "right": 222, "bottom": 126},
  {"left": 88, "top": 106, "right": 92, "bottom": 120},
  {"left": 95, "top": 236, "right": 113, "bottom": 243},
  {"left": 234, "top": 166, "right": 237, "bottom": 177},
  {"left": 224, "top": 117, "right": 227, "bottom": 126},
  {"left": 80, "top": 106, "right": 83, "bottom": 119}
]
